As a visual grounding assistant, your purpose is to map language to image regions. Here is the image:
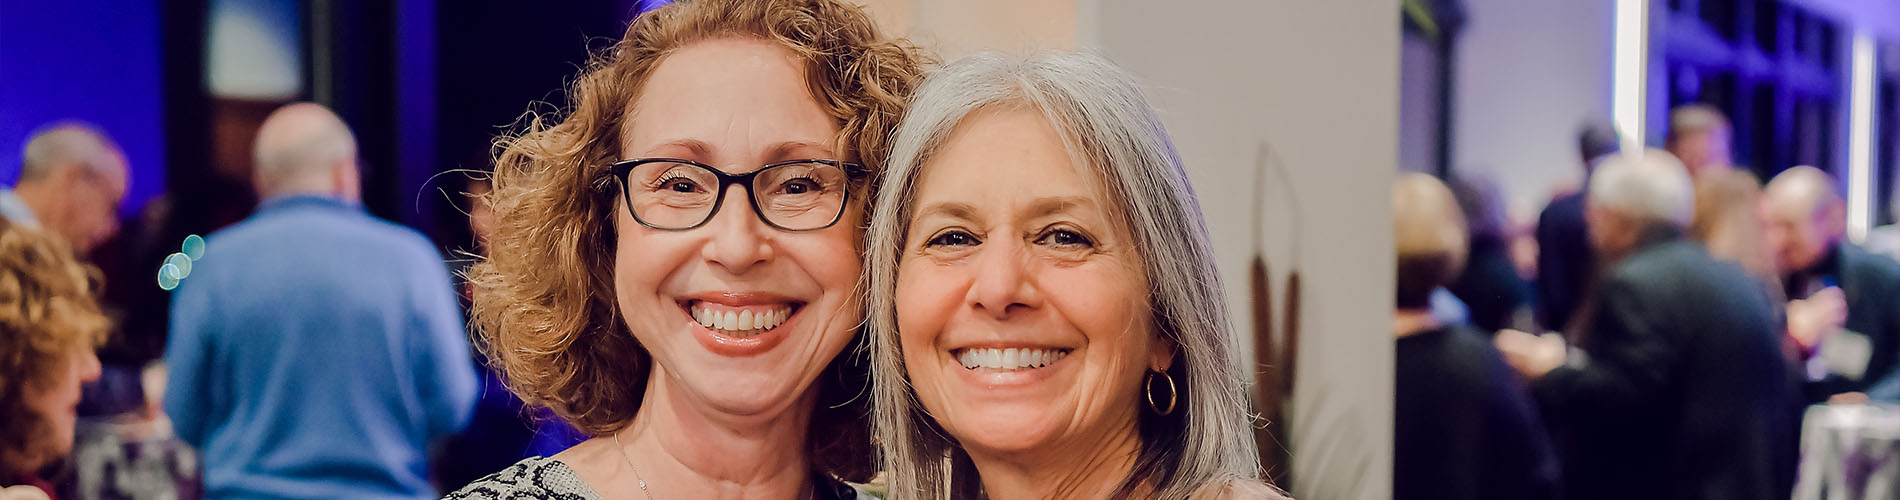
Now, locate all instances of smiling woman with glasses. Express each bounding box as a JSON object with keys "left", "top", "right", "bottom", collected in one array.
[{"left": 447, "top": 0, "right": 928, "bottom": 498}]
